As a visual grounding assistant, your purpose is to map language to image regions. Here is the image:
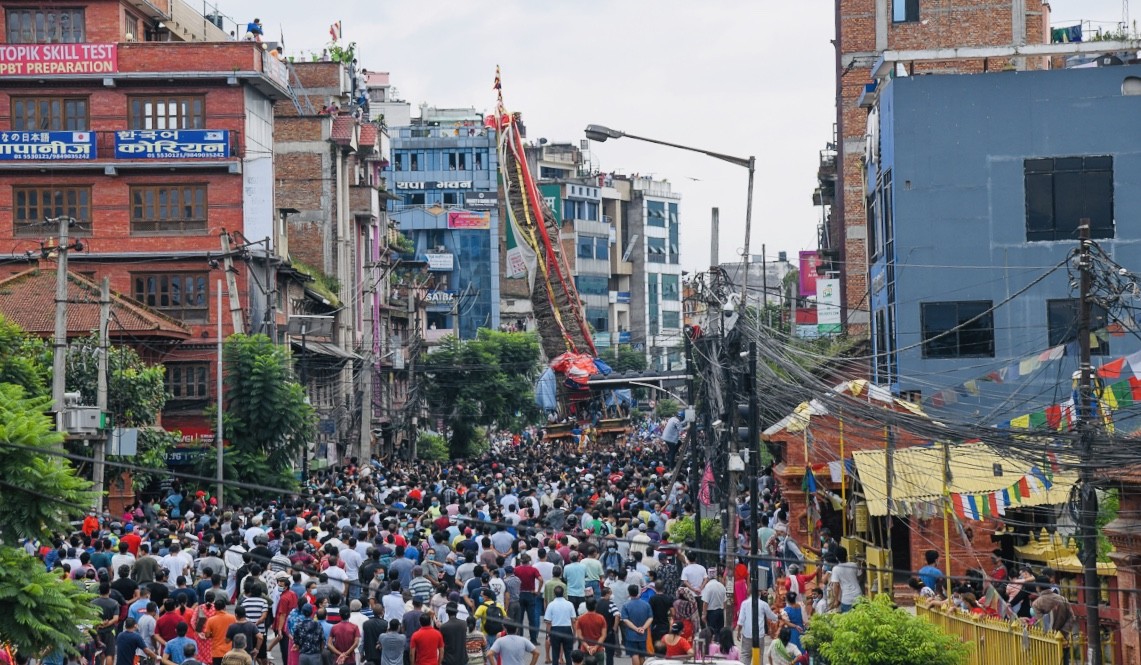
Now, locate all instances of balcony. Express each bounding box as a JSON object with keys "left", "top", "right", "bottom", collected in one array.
[
  {"left": 424, "top": 327, "right": 455, "bottom": 344},
  {"left": 351, "top": 184, "right": 379, "bottom": 217},
  {"left": 0, "top": 129, "right": 242, "bottom": 172},
  {"left": 0, "top": 42, "right": 289, "bottom": 99}
]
